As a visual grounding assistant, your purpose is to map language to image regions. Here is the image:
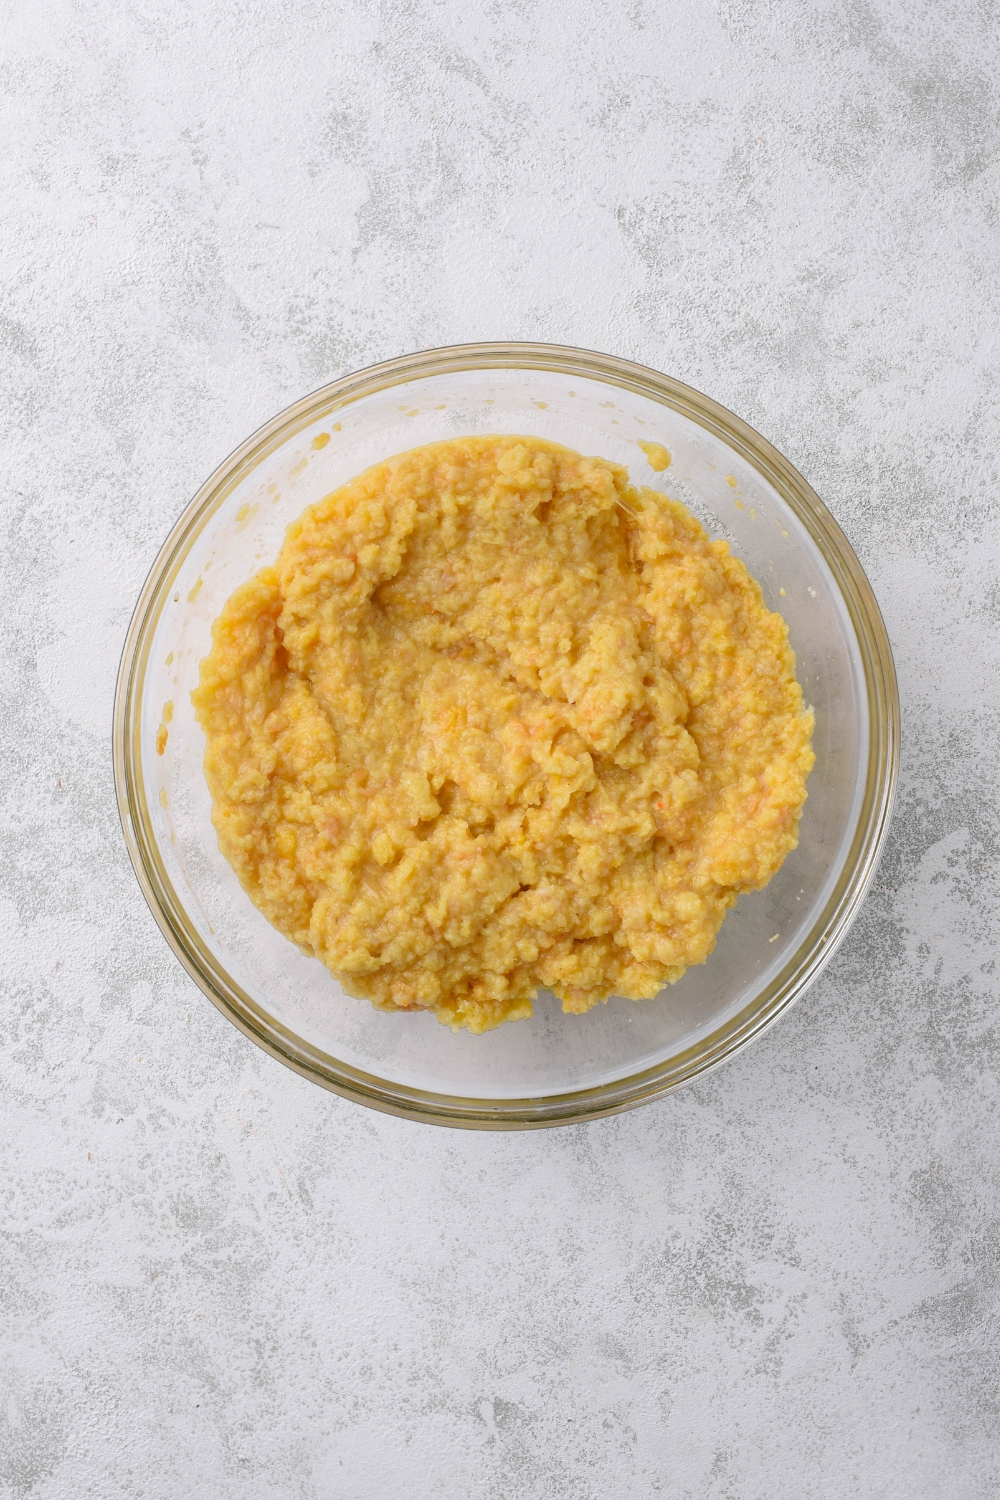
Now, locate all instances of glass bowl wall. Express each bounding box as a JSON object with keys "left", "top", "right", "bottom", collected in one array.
[{"left": 114, "top": 344, "right": 898, "bottom": 1128}]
